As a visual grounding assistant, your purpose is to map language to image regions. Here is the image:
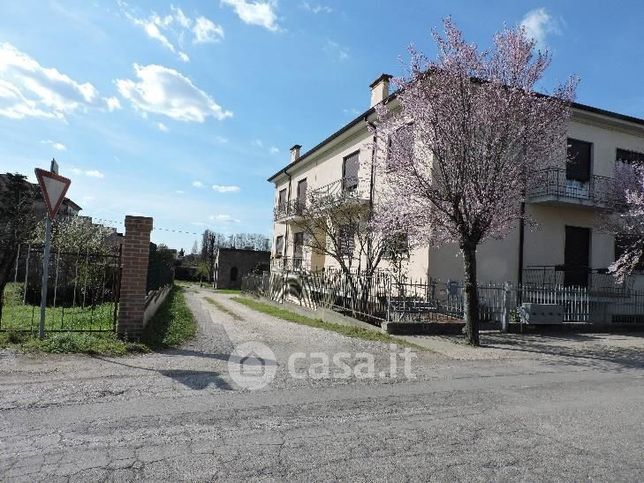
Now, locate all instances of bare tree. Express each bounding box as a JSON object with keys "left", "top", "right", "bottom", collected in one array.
[
  {"left": 0, "top": 174, "right": 37, "bottom": 320},
  {"left": 293, "top": 187, "right": 406, "bottom": 316},
  {"left": 374, "top": 19, "right": 576, "bottom": 345}
]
